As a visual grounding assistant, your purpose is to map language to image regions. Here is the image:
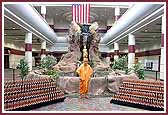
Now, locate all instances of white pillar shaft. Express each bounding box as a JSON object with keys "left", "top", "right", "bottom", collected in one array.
[
  {"left": 114, "top": 42, "right": 119, "bottom": 60},
  {"left": 128, "top": 34, "right": 135, "bottom": 69},
  {"left": 41, "top": 40, "right": 46, "bottom": 49},
  {"left": 162, "top": 14, "right": 165, "bottom": 34},
  {"left": 25, "top": 33, "right": 32, "bottom": 71},
  {"left": 41, "top": 6, "right": 46, "bottom": 15},
  {"left": 41, "top": 41, "right": 46, "bottom": 59},
  {"left": 128, "top": 34, "right": 135, "bottom": 45},
  {"left": 114, "top": 42, "right": 119, "bottom": 50},
  {"left": 25, "top": 52, "right": 32, "bottom": 71},
  {"left": 115, "top": 7, "right": 120, "bottom": 21},
  {"left": 25, "top": 33, "right": 32, "bottom": 43},
  {"left": 128, "top": 53, "right": 135, "bottom": 69},
  {"left": 41, "top": 6, "right": 46, "bottom": 60},
  {"left": 115, "top": 7, "right": 120, "bottom": 16},
  {"left": 160, "top": 14, "right": 165, "bottom": 80},
  {"left": 160, "top": 48, "right": 164, "bottom": 80}
]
